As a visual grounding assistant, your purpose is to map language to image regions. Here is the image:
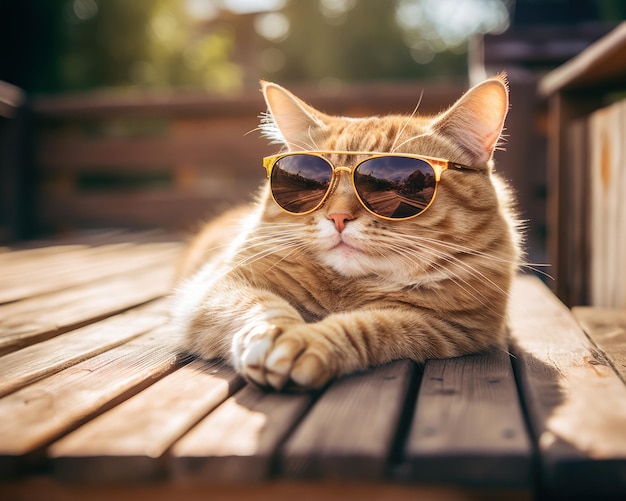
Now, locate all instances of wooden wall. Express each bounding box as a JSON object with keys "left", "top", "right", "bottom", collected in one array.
[{"left": 568, "top": 99, "right": 626, "bottom": 308}]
